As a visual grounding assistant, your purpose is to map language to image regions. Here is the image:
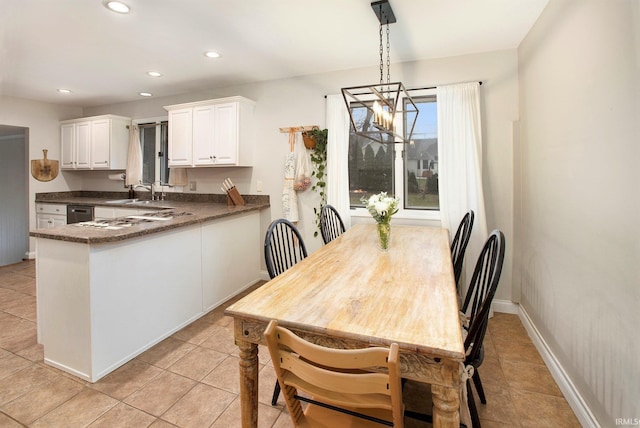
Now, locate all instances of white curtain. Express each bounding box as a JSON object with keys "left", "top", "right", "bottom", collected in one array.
[
  {"left": 125, "top": 125, "right": 143, "bottom": 186},
  {"left": 437, "top": 82, "right": 488, "bottom": 293},
  {"left": 325, "top": 94, "right": 351, "bottom": 230}
]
